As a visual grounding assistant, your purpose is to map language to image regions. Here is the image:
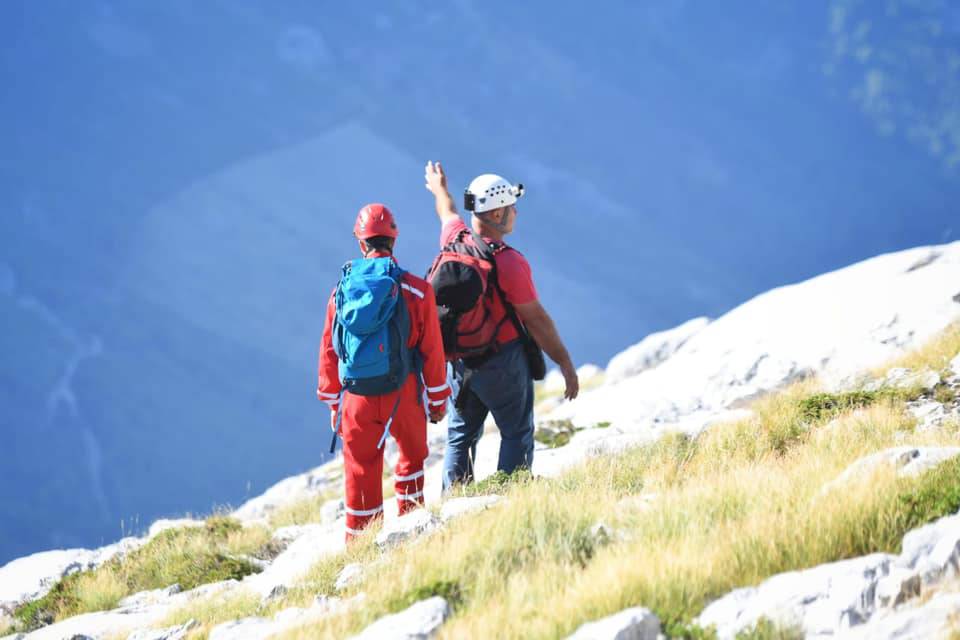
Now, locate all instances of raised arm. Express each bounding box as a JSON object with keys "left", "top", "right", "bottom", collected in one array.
[
  {"left": 514, "top": 300, "right": 579, "bottom": 400},
  {"left": 424, "top": 160, "right": 460, "bottom": 225}
]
